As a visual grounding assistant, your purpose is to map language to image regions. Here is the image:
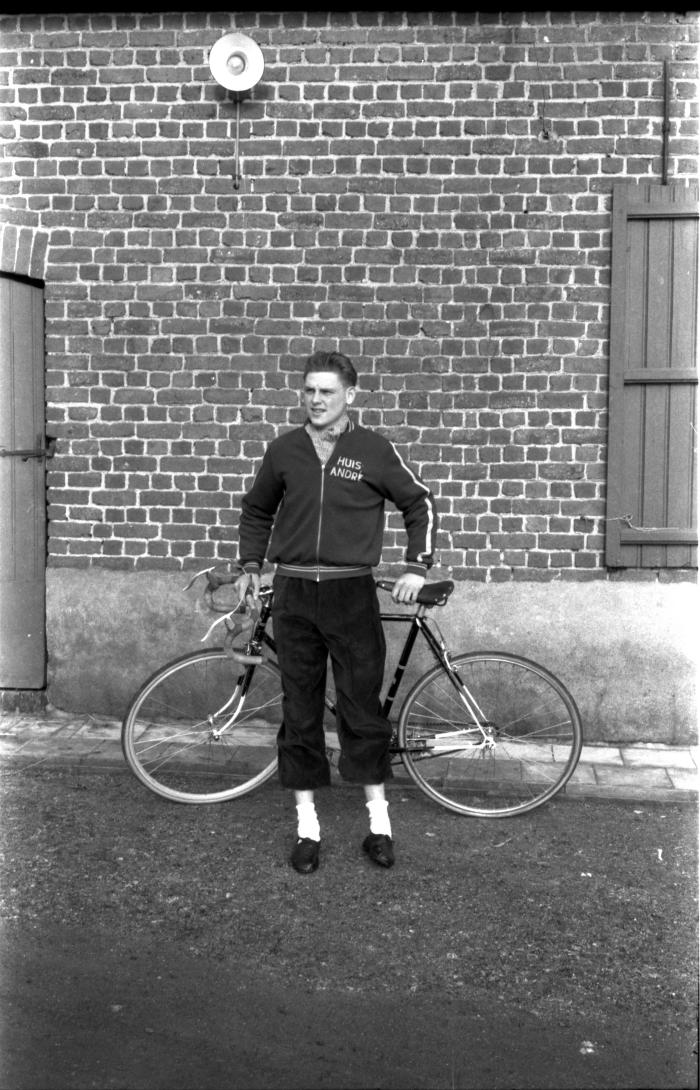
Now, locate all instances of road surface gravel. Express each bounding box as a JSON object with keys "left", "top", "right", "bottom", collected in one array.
[{"left": 0, "top": 765, "right": 696, "bottom": 1089}]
